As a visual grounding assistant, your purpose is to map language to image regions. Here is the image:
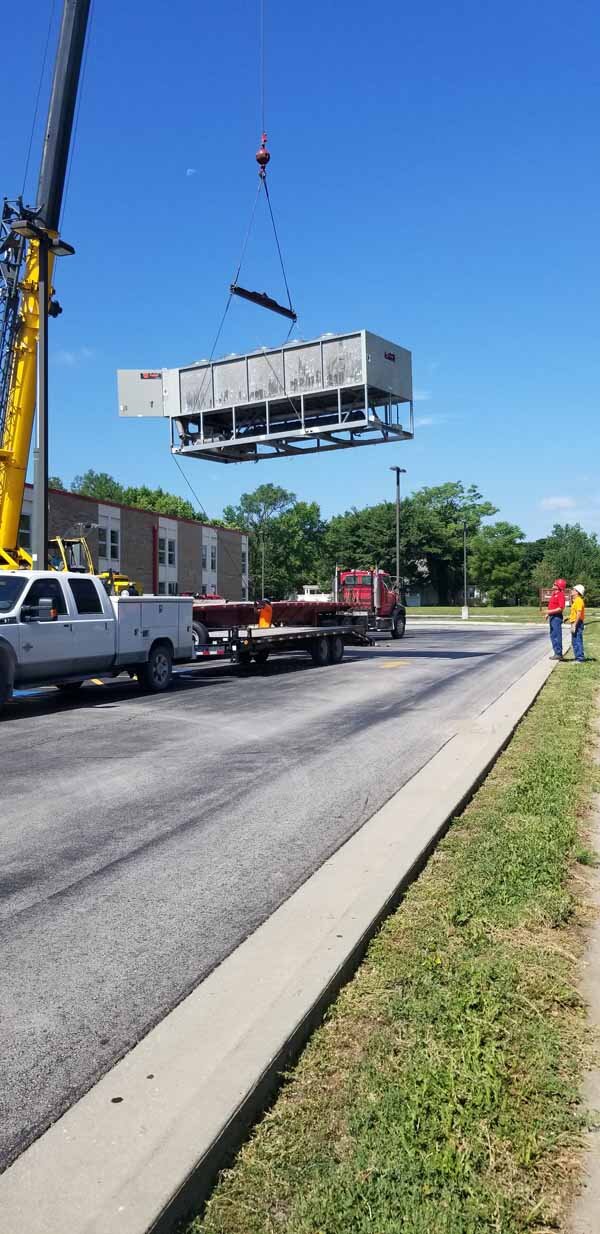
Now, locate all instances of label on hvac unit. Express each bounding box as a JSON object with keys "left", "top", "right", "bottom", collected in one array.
[
  {"left": 140, "top": 371, "right": 162, "bottom": 379},
  {"left": 384, "top": 352, "right": 396, "bottom": 362}
]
